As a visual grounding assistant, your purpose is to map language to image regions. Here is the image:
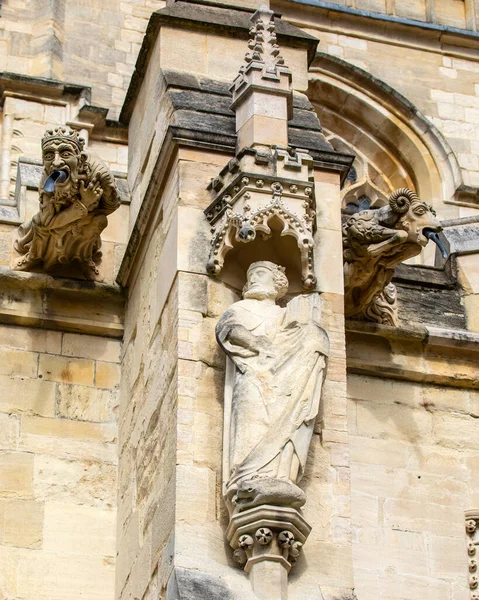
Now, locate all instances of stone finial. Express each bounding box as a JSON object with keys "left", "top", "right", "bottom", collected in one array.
[
  {"left": 230, "top": 5, "right": 292, "bottom": 150},
  {"left": 13, "top": 126, "right": 120, "bottom": 281}
]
